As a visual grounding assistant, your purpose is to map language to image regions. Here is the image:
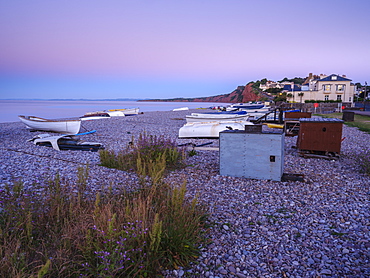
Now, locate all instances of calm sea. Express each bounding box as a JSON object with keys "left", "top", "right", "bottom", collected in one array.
[{"left": 0, "top": 100, "right": 227, "bottom": 123}]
